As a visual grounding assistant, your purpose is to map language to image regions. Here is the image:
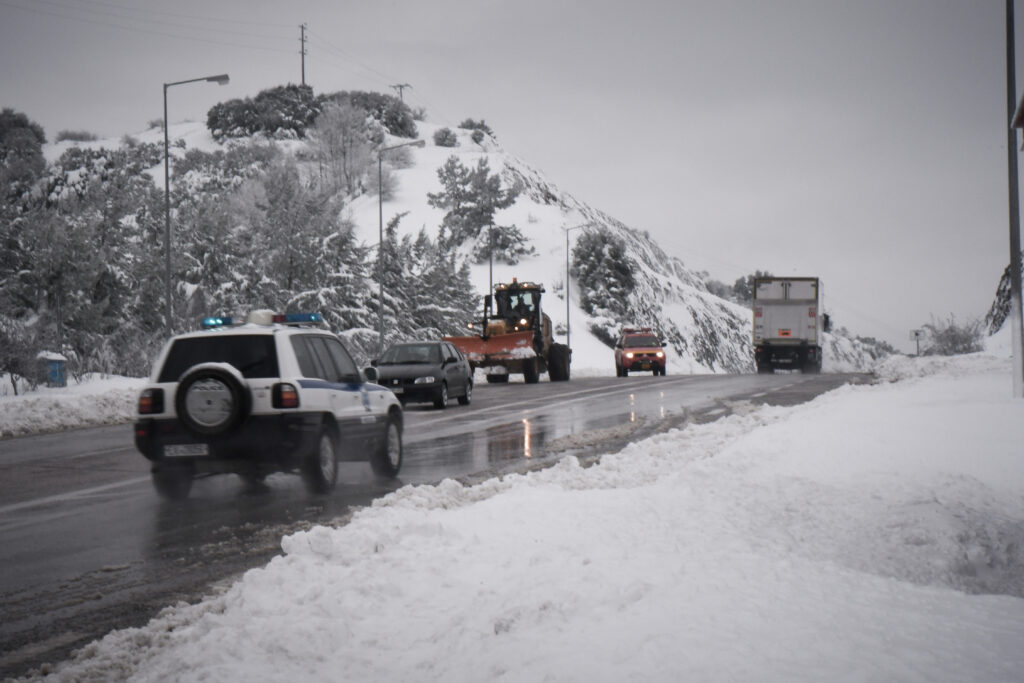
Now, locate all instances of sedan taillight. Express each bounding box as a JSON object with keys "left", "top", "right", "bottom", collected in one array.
[
  {"left": 273, "top": 383, "right": 300, "bottom": 409},
  {"left": 138, "top": 388, "right": 164, "bottom": 415}
]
